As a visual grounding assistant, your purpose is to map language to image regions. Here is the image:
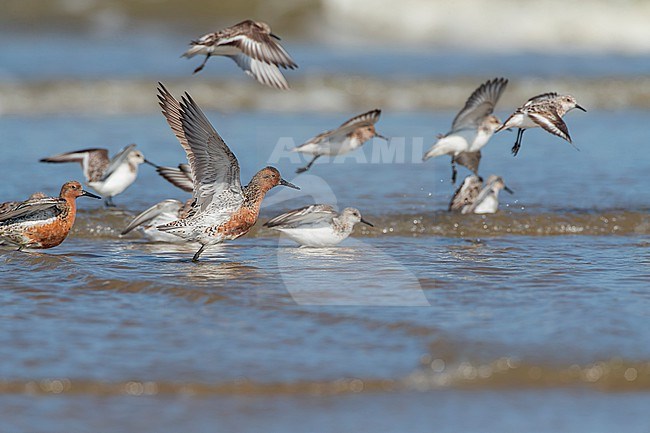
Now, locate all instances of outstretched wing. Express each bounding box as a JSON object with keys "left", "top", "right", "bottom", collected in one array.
[
  {"left": 219, "top": 20, "right": 297, "bottom": 69},
  {"left": 229, "top": 54, "right": 290, "bottom": 90},
  {"left": 121, "top": 199, "right": 183, "bottom": 235},
  {"left": 528, "top": 111, "right": 572, "bottom": 143},
  {"left": 157, "top": 83, "right": 243, "bottom": 213},
  {"left": 264, "top": 204, "right": 337, "bottom": 229},
  {"left": 296, "top": 109, "right": 382, "bottom": 150},
  {"left": 338, "top": 109, "right": 381, "bottom": 130},
  {"left": 156, "top": 164, "right": 194, "bottom": 193},
  {"left": 453, "top": 151, "right": 482, "bottom": 175},
  {"left": 451, "top": 78, "right": 508, "bottom": 131},
  {"left": 0, "top": 198, "right": 63, "bottom": 224},
  {"left": 40, "top": 148, "right": 110, "bottom": 182},
  {"left": 524, "top": 92, "right": 559, "bottom": 107},
  {"left": 101, "top": 144, "right": 137, "bottom": 181}
]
